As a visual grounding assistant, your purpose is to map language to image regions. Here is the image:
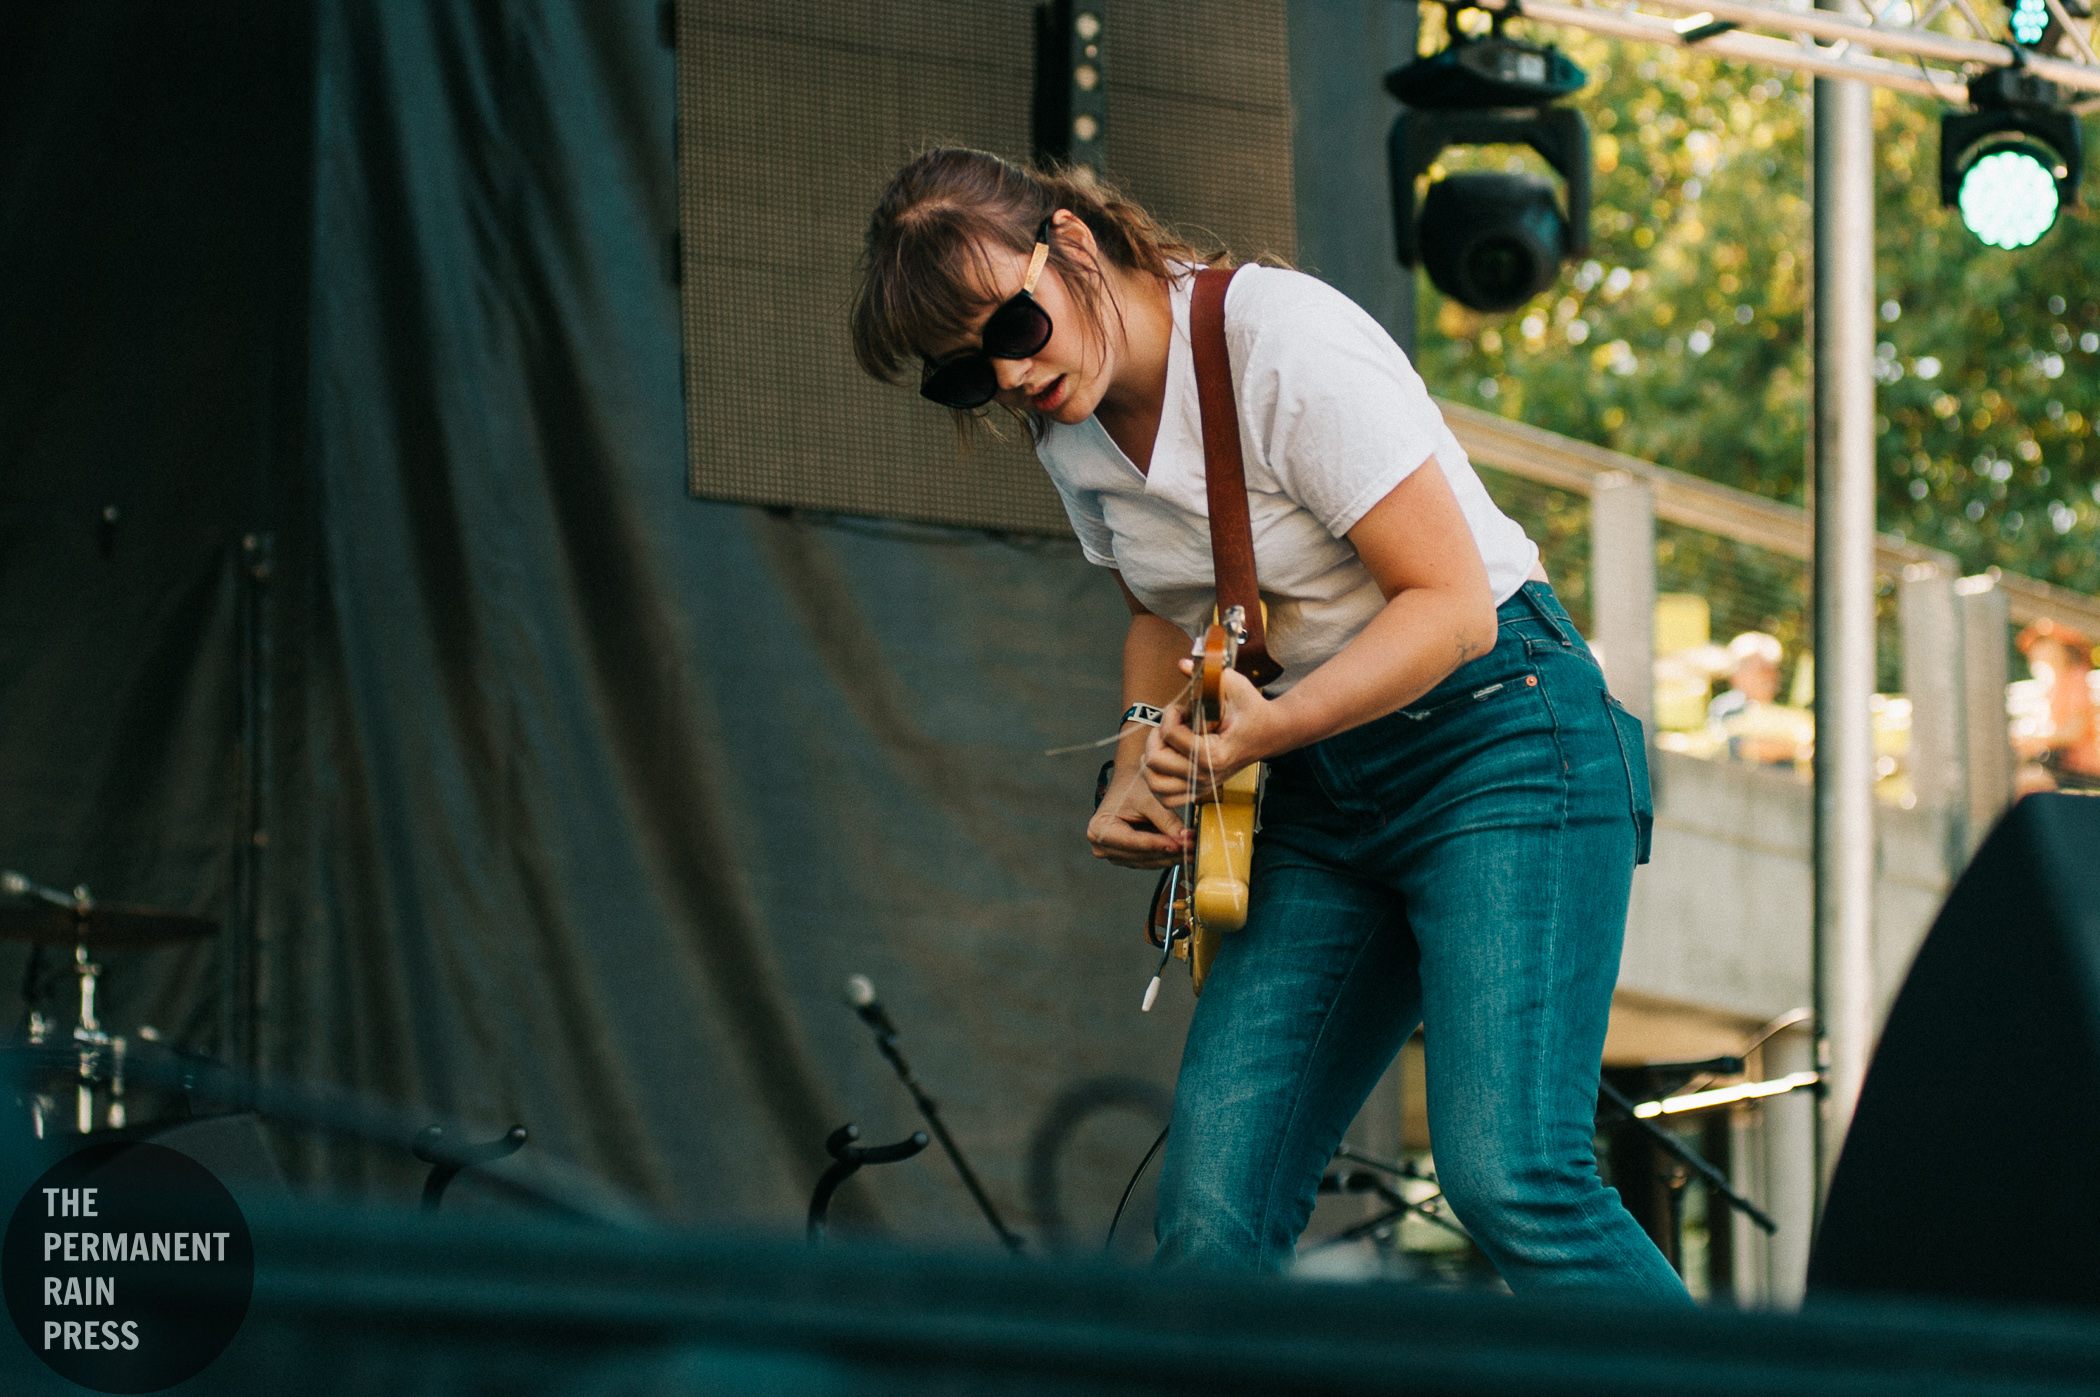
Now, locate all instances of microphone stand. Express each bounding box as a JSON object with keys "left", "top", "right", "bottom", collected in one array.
[
  {"left": 1595, "top": 1078, "right": 1777, "bottom": 1235},
  {"left": 845, "top": 976, "right": 1025, "bottom": 1254}
]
